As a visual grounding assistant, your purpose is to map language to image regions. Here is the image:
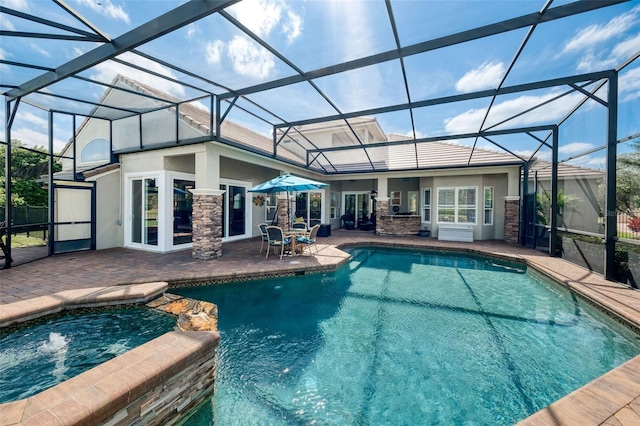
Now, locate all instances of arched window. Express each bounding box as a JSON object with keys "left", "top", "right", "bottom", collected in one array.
[{"left": 81, "top": 138, "right": 110, "bottom": 163}]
